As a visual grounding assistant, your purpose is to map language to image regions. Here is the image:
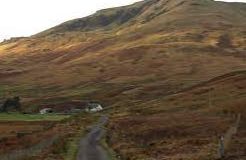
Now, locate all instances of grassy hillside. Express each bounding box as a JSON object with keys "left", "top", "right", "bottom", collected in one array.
[
  {"left": 0, "top": 0, "right": 245, "bottom": 159},
  {"left": 108, "top": 70, "right": 246, "bottom": 159},
  {"left": 0, "top": 1, "right": 245, "bottom": 107}
]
